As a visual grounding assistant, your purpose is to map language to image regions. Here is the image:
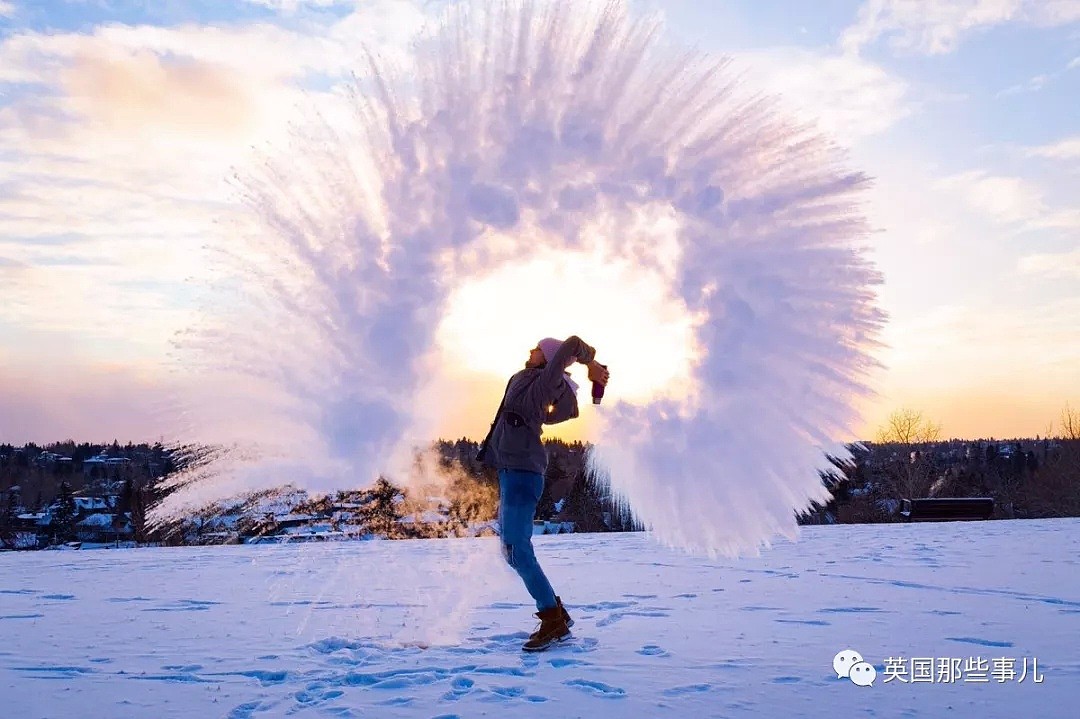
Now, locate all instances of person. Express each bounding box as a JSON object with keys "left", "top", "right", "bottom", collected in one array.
[{"left": 480, "top": 335, "right": 609, "bottom": 651}]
